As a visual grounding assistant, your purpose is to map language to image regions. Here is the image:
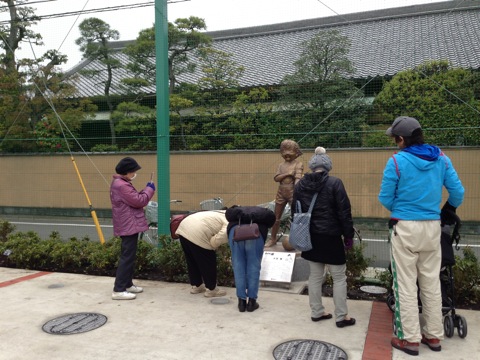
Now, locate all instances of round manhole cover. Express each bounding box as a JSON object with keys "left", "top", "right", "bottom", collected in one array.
[
  {"left": 273, "top": 340, "right": 347, "bottom": 360},
  {"left": 42, "top": 313, "right": 107, "bottom": 335},
  {"left": 360, "top": 285, "right": 387, "bottom": 294},
  {"left": 210, "top": 298, "right": 230, "bottom": 305}
]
